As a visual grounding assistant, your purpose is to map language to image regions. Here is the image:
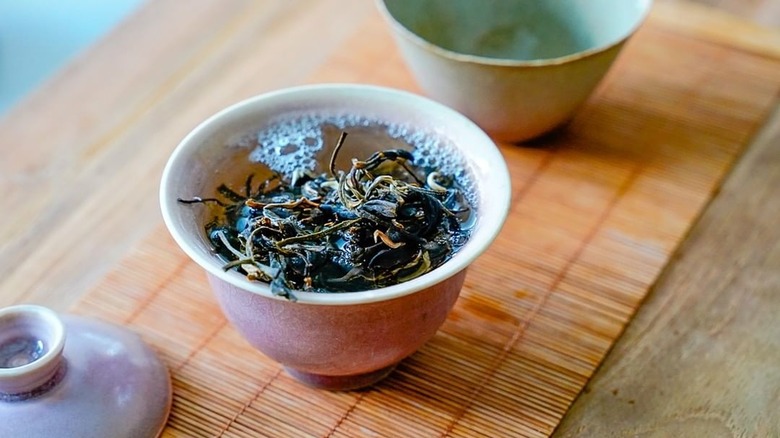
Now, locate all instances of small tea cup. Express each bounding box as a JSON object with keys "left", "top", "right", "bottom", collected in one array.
[
  {"left": 377, "top": 0, "right": 652, "bottom": 142},
  {"left": 160, "top": 84, "right": 511, "bottom": 390}
]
